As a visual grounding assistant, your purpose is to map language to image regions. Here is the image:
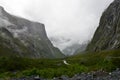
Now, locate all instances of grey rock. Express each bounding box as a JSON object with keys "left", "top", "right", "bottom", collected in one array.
[
  {"left": 9, "top": 69, "right": 120, "bottom": 80},
  {"left": 86, "top": 0, "right": 120, "bottom": 52},
  {"left": 53, "top": 75, "right": 70, "bottom": 80}
]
